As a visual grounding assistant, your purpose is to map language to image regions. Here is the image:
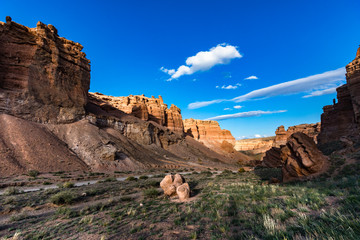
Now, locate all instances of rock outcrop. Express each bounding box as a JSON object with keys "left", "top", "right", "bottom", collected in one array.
[
  {"left": 318, "top": 46, "right": 360, "bottom": 146},
  {"left": 281, "top": 133, "right": 328, "bottom": 182},
  {"left": 273, "top": 123, "right": 321, "bottom": 147},
  {"left": 0, "top": 17, "right": 90, "bottom": 123},
  {"left": 183, "top": 118, "right": 235, "bottom": 147},
  {"left": 160, "top": 174, "right": 190, "bottom": 201},
  {"left": 89, "top": 92, "right": 184, "bottom": 133},
  {"left": 234, "top": 137, "right": 275, "bottom": 154}
]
